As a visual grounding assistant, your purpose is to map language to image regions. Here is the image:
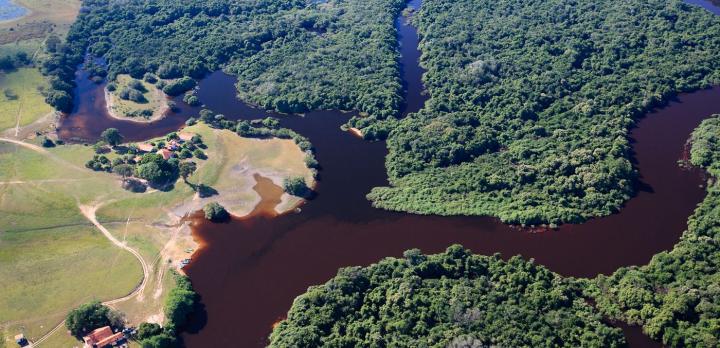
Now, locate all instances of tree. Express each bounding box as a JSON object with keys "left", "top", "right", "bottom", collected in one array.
[
  {"left": 65, "top": 301, "right": 116, "bottom": 337},
  {"left": 183, "top": 94, "right": 201, "bottom": 106},
  {"left": 157, "top": 63, "right": 182, "bottom": 79},
  {"left": 3, "top": 88, "right": 17, "bottom": 100},
  {"left": 179, "top": 162, "right": 197, "bottom": 183},
  {"left": 0, "top": 56, "right": 15, "bottom": 71},
  {"left": 192, "top": 149, "right": 207, "bottom": 160},
  {"left": 140, "top": 334, "right": 178, "bottom": 348},
  {"left": 41, "top": 137, "right": 55, "bottom": 148},
  {"left": 135, "top": 322, "right": 163, "bottom": 341},
  {"left": 203, "top": 202, "right": 229, "bottom": 221},
  {"left": 45, "top": 35, "right": 62, "bottom": 53},
  {"left": 45, "top": 90, "right": 73, "bottom": 113},
  {"left": 165, "top": 273, "right": 198, "bottom": 329},
  {"left": 162, "top": 77, "right": 196, "bottom": 96},
  {"left": 283, "top": 177, "right": 310, "bottom": 197},
  {"left": 144, "top": 73, "right": 158, "bottom": 84},
  {"left": 114, "top": 164, "right": 135, "bottom": 181},
  {"left": 101, "top": 128, "right": 123, "bottom": 147}
]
